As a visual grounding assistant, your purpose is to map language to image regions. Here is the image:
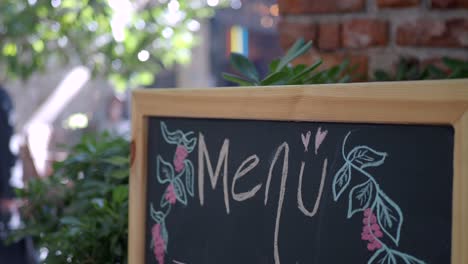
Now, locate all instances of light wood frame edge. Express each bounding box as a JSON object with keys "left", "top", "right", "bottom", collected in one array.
[{"left": 129, "top": 79, "right": 468, "bottom": 264}]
